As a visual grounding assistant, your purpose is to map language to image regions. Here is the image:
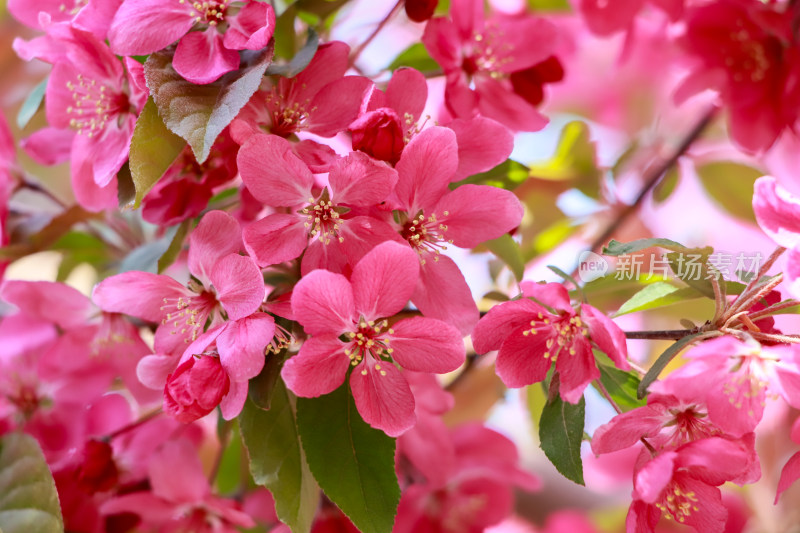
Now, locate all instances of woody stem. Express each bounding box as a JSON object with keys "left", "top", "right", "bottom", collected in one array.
[{"left": 348, "top": 0, "right": 404, "bottom": 68}]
